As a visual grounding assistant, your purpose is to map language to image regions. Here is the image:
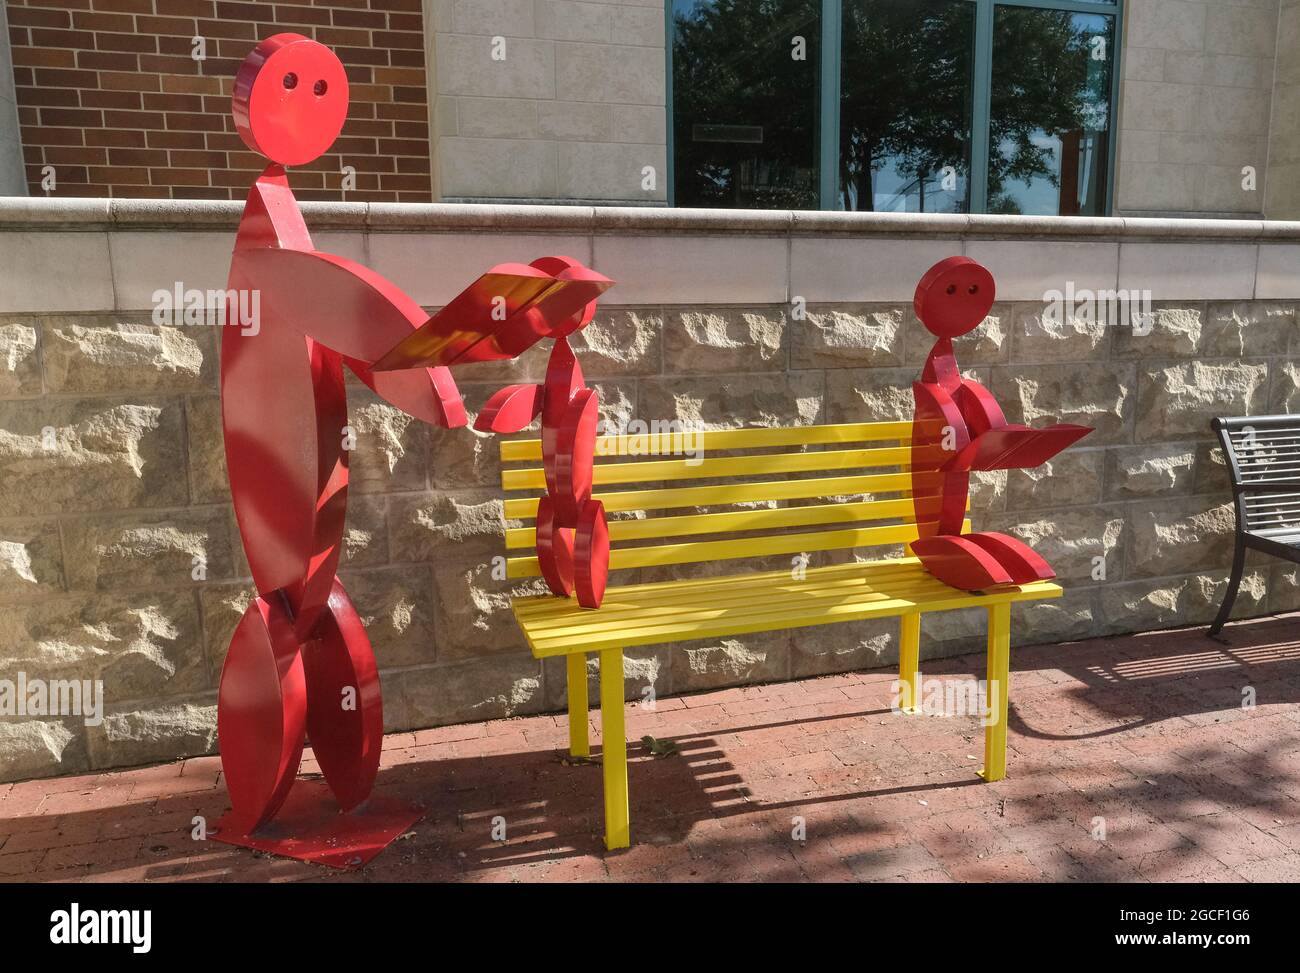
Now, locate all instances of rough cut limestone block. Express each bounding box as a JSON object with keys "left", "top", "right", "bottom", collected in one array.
[
  {"left": 791, "top": 617, "right": 896, "bottom": 678},
  {"left": 198, "top": 582, "right": 255, "bottom": 677},
  {"left": 388, "top": 490, "right": 504, "bottom": 564},
  {"left": 0, "top": 589, "right": 208, "bottom": 701},
  {"left": 664, "top": 306, "right": 787, "bottom": 374},
  {"left": 378, "top": 668, "right": 408, "bottom": 734},
  {"left": 398, "top": 656, "right": 545, "bottom": 728},
  {"left": 1271, "top": 360, "right": 1300, "bottom": 414},
  {"left": 790, "top": 304, "right": 905, "bottom": 370},
  {"left": 1007, "top": 449, "right": 1104, "bottom": 510},
  {"left": 990, "top": 361, "right": 1135, "bottom": 447},
  {"left": 825, "top": 366, "right": 923, "bottom": 423},
  {"left": 1269, "top": 564, "right": 1300, "bottom": 615},
  {"left": 1010, "top": 586, "right": 1098, "bottom": 646},
  {"left": 346, "top": 392, "right": 431, "bottom": 495},
  {"left": 969, "top": 468, "right": 1008, "bottom": 513},
  {"left": 1097, "top": 570, "right": 1268, "bottom": 635},
  {"left": 1010, "top": 301, "right": 1111, "bottom": 363},
  {"left": 1104, "top": 444, "right": 1198, "bottom": 499},
  {"left": 1111, "top": 303, "right": 1205, "bottom": 359},
  {"left": 1125, "top": 497, "right": 1235, "bottom": 579},
  {"left": 0, "top": 518, "right": 66, "bottom": 604},
  {"left": 42, "top": 316, "right": 214, "bottom": 394},
  {"left": 61, "top": 507, "right": 235, "bottom": 593},
  {"left": 431, "top": 540, "right": 545, "bottom": 660},
  {"left": 86, "top": 698, "right": 218, "bottom": 770},
  {"left": 904, "top": 305, "right": 1011, "bottom": 366},
  {"left": 0, "top": 718, "right": 90, "bottom": 782},
  {"left": 337, "top": 565, "right": 437, "bottom": 669},
  {"left": 185, "top": 392, "right": 229, "bottom": 506},
  {"left": 670, "top": 629, "right": 792, "bottom": 693},
  {"left": 1193, "top": 440, "right": 1231, "bottom": 496},
  {"left": 639, "top": 372, "right": 824, "bottom": 429},
  {"left": 918, "top": 605, "right": 988, "bottom": 657},
  {"left": 0, "top": 320, "right": 41, "bottom": 397},
  {"left": 340, "top": 493, "right": 390, "bottom": 568},
  {"left": 542, "top": 646, "right": 670, "bottom": 709},
  {"left": 570, "top": 307, "right": 663, "bottom": 378},
  {"left": 0, "top": 397, "right": 187, "bottom": 518},
  {"left": 1201, "top": 302, "right": 1297, "bottom": 358},
  {"left": 1135, "top": 360, "right": 1270, "bottom": 441},
  {"left": 990, "top": 507, "right": 1127, "bottom": 585}
]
